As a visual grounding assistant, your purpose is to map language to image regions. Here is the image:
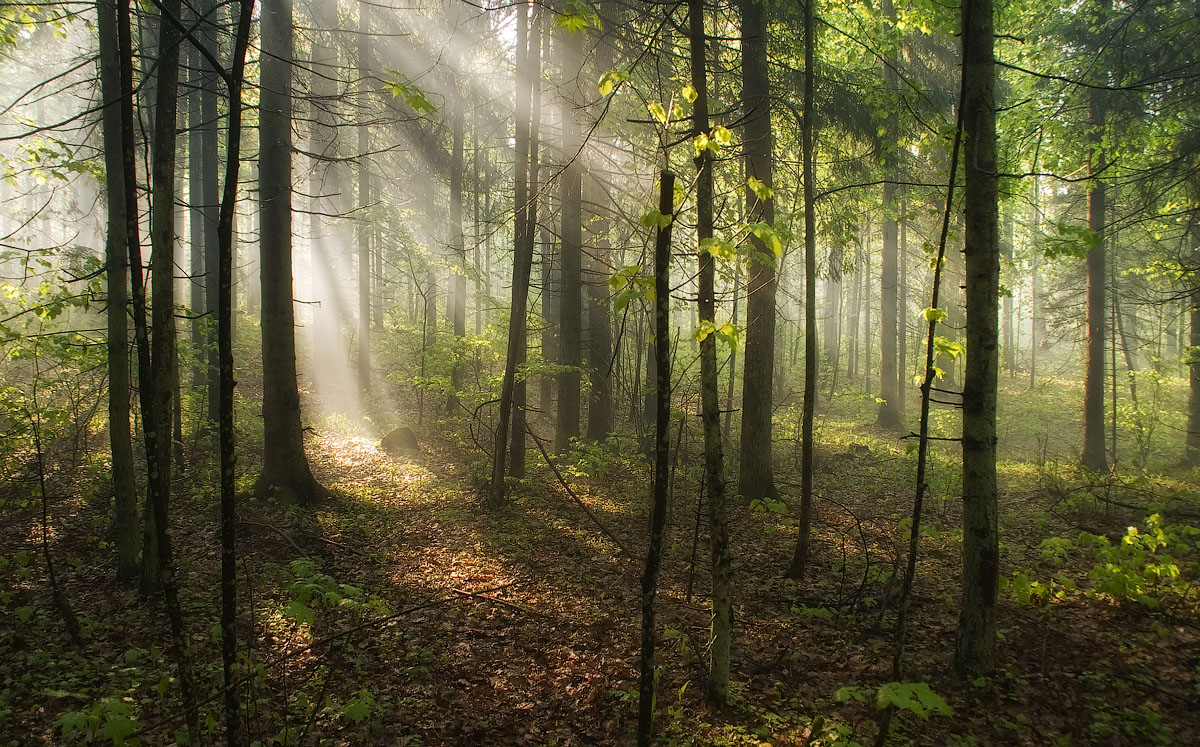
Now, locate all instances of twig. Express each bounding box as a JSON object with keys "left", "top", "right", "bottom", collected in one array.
[
  {"left": 524, "top": 425, "right": 636, "bottom": 561},
  {"left": 236, "top": 518, "right": 310, "bottom": 558},
  {"left": 450, "top": 586, "right": 543, "bottom": 616}
]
